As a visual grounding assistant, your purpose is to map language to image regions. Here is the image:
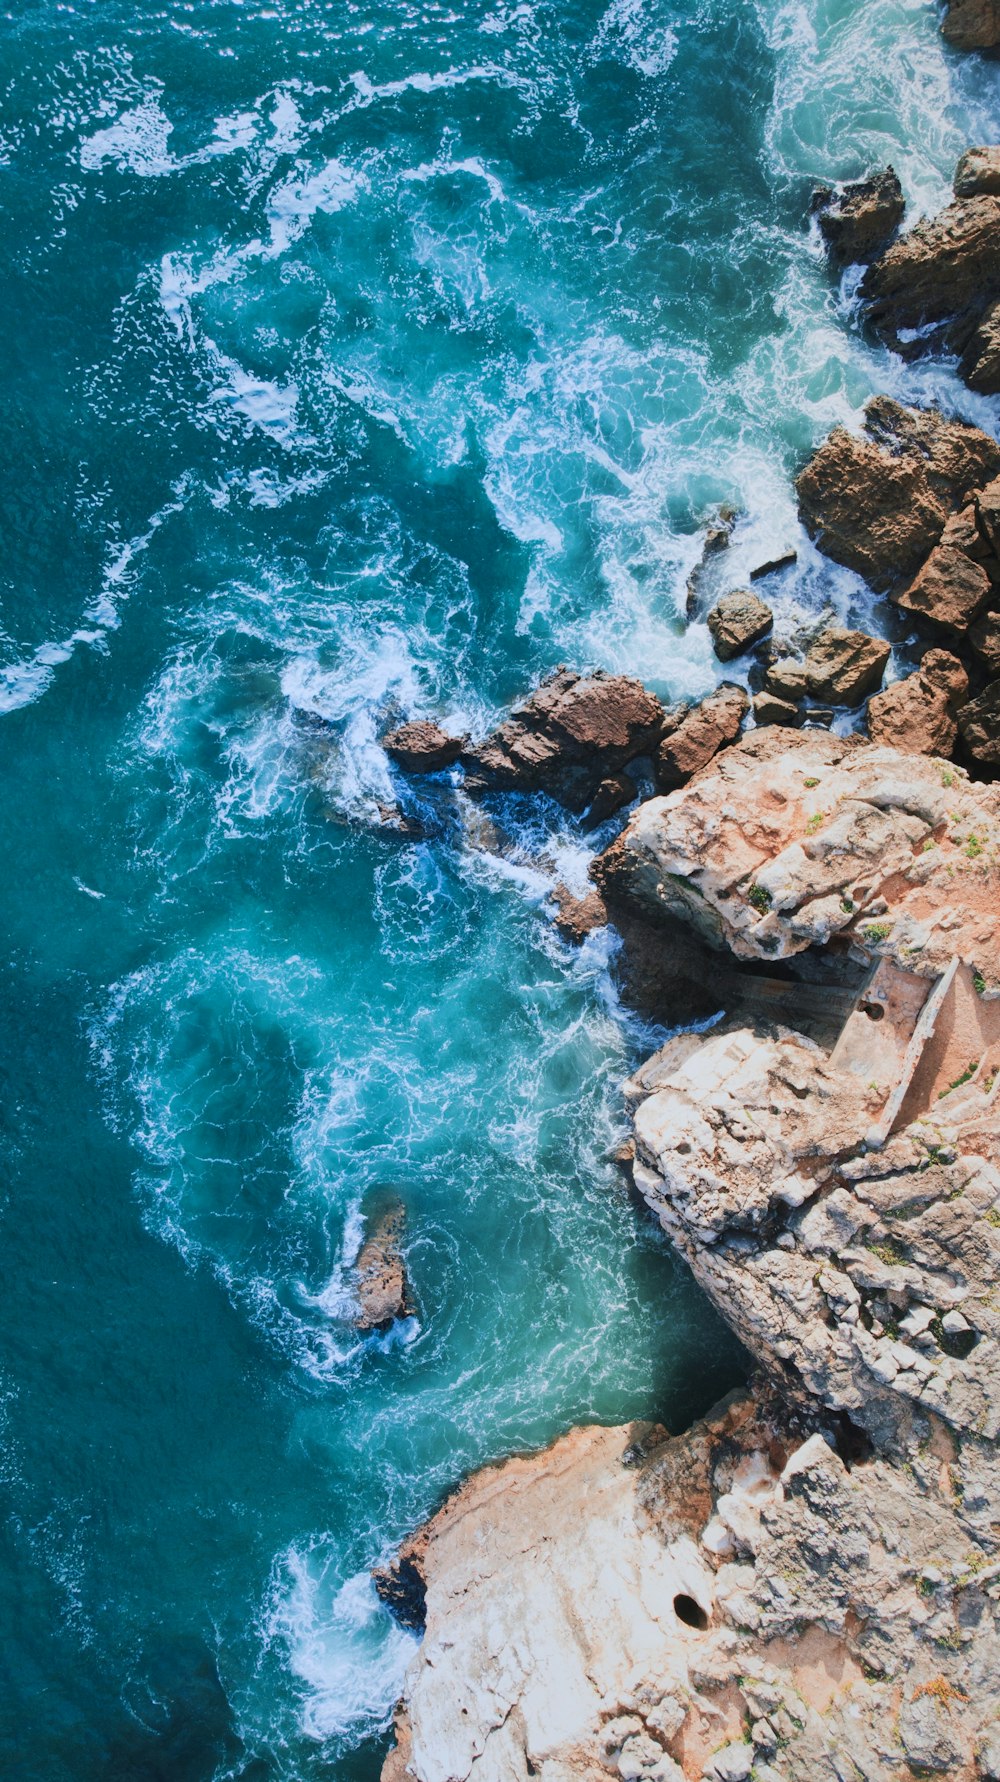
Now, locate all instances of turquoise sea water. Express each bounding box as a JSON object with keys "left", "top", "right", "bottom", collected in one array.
[{"left": 1, "top": 2, "right": 997, "bottom": 1776}]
